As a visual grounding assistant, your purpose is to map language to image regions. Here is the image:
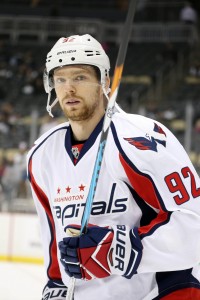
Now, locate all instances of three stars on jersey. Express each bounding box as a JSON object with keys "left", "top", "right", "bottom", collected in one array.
[{"left": 57, "top": 184, "right": 85, "bottom": 195}]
